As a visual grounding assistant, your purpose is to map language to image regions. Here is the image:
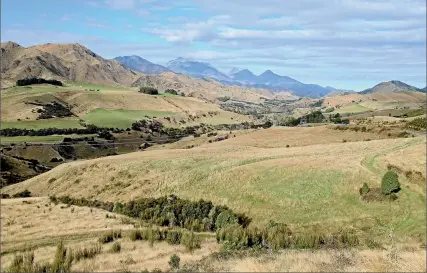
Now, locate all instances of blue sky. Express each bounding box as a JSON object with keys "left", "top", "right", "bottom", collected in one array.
[{"left": 1, "top": 0, "right": 426, "bottom": 90}]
